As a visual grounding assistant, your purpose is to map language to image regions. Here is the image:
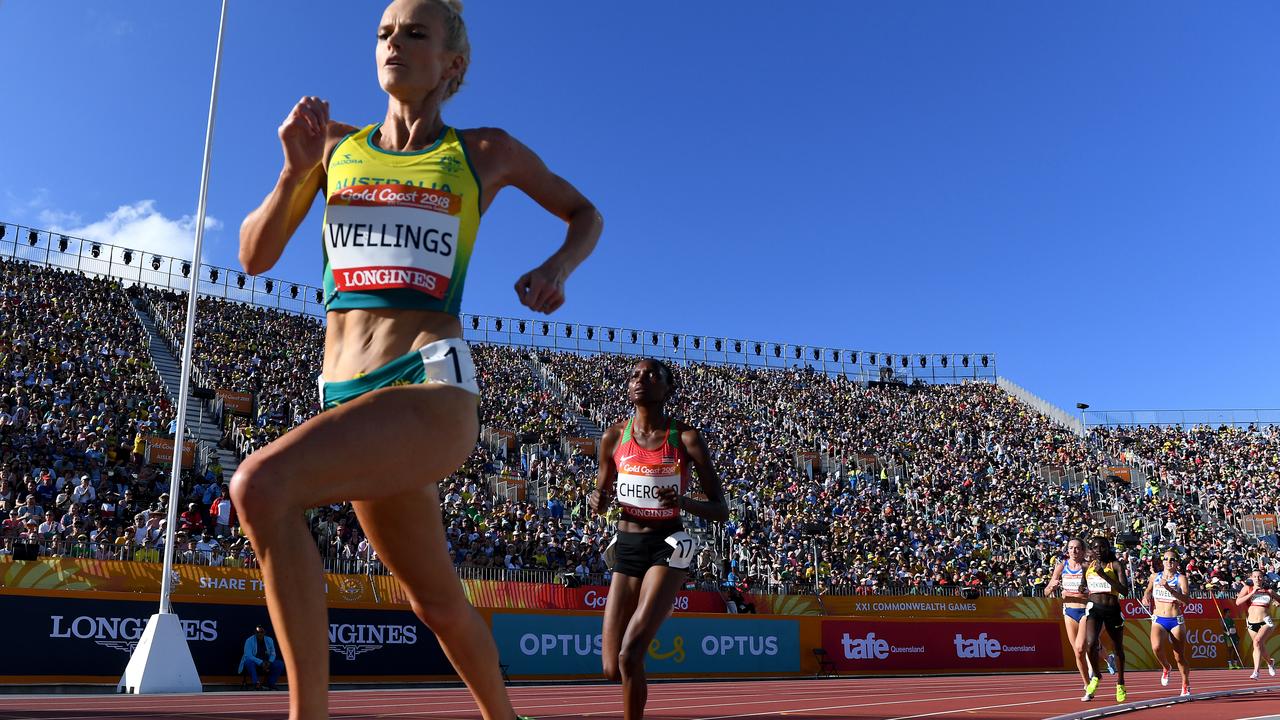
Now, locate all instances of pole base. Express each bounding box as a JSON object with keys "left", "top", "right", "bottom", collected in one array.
[{"left": 117, "top": 613, "right": 203, "bottom": 694}]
